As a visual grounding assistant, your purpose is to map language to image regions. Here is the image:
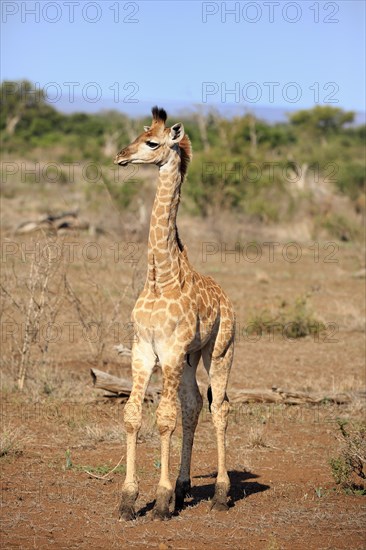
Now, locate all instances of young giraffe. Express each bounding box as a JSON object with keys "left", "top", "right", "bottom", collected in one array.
[{"left": 114, "top": 107, "right": 235, "bottom": 520}]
